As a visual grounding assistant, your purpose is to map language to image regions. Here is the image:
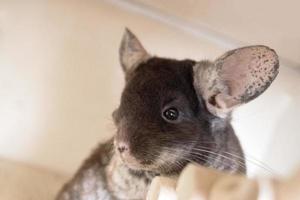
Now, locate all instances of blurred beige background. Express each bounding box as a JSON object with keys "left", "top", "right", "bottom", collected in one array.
[
  {"left": 0, "top": 0, "right": 299, "bottom": 180},
  {"left": 137, "top": 0, "right": 300, "bottom": 67}
]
